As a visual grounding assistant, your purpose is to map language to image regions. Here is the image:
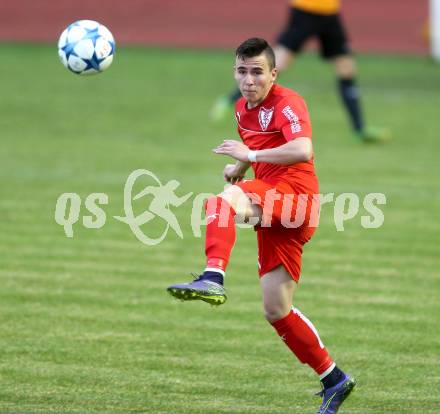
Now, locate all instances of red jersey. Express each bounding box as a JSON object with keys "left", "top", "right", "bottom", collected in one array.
[{"left": 235, "top": 84, "right": 318, "bottom": 193}]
